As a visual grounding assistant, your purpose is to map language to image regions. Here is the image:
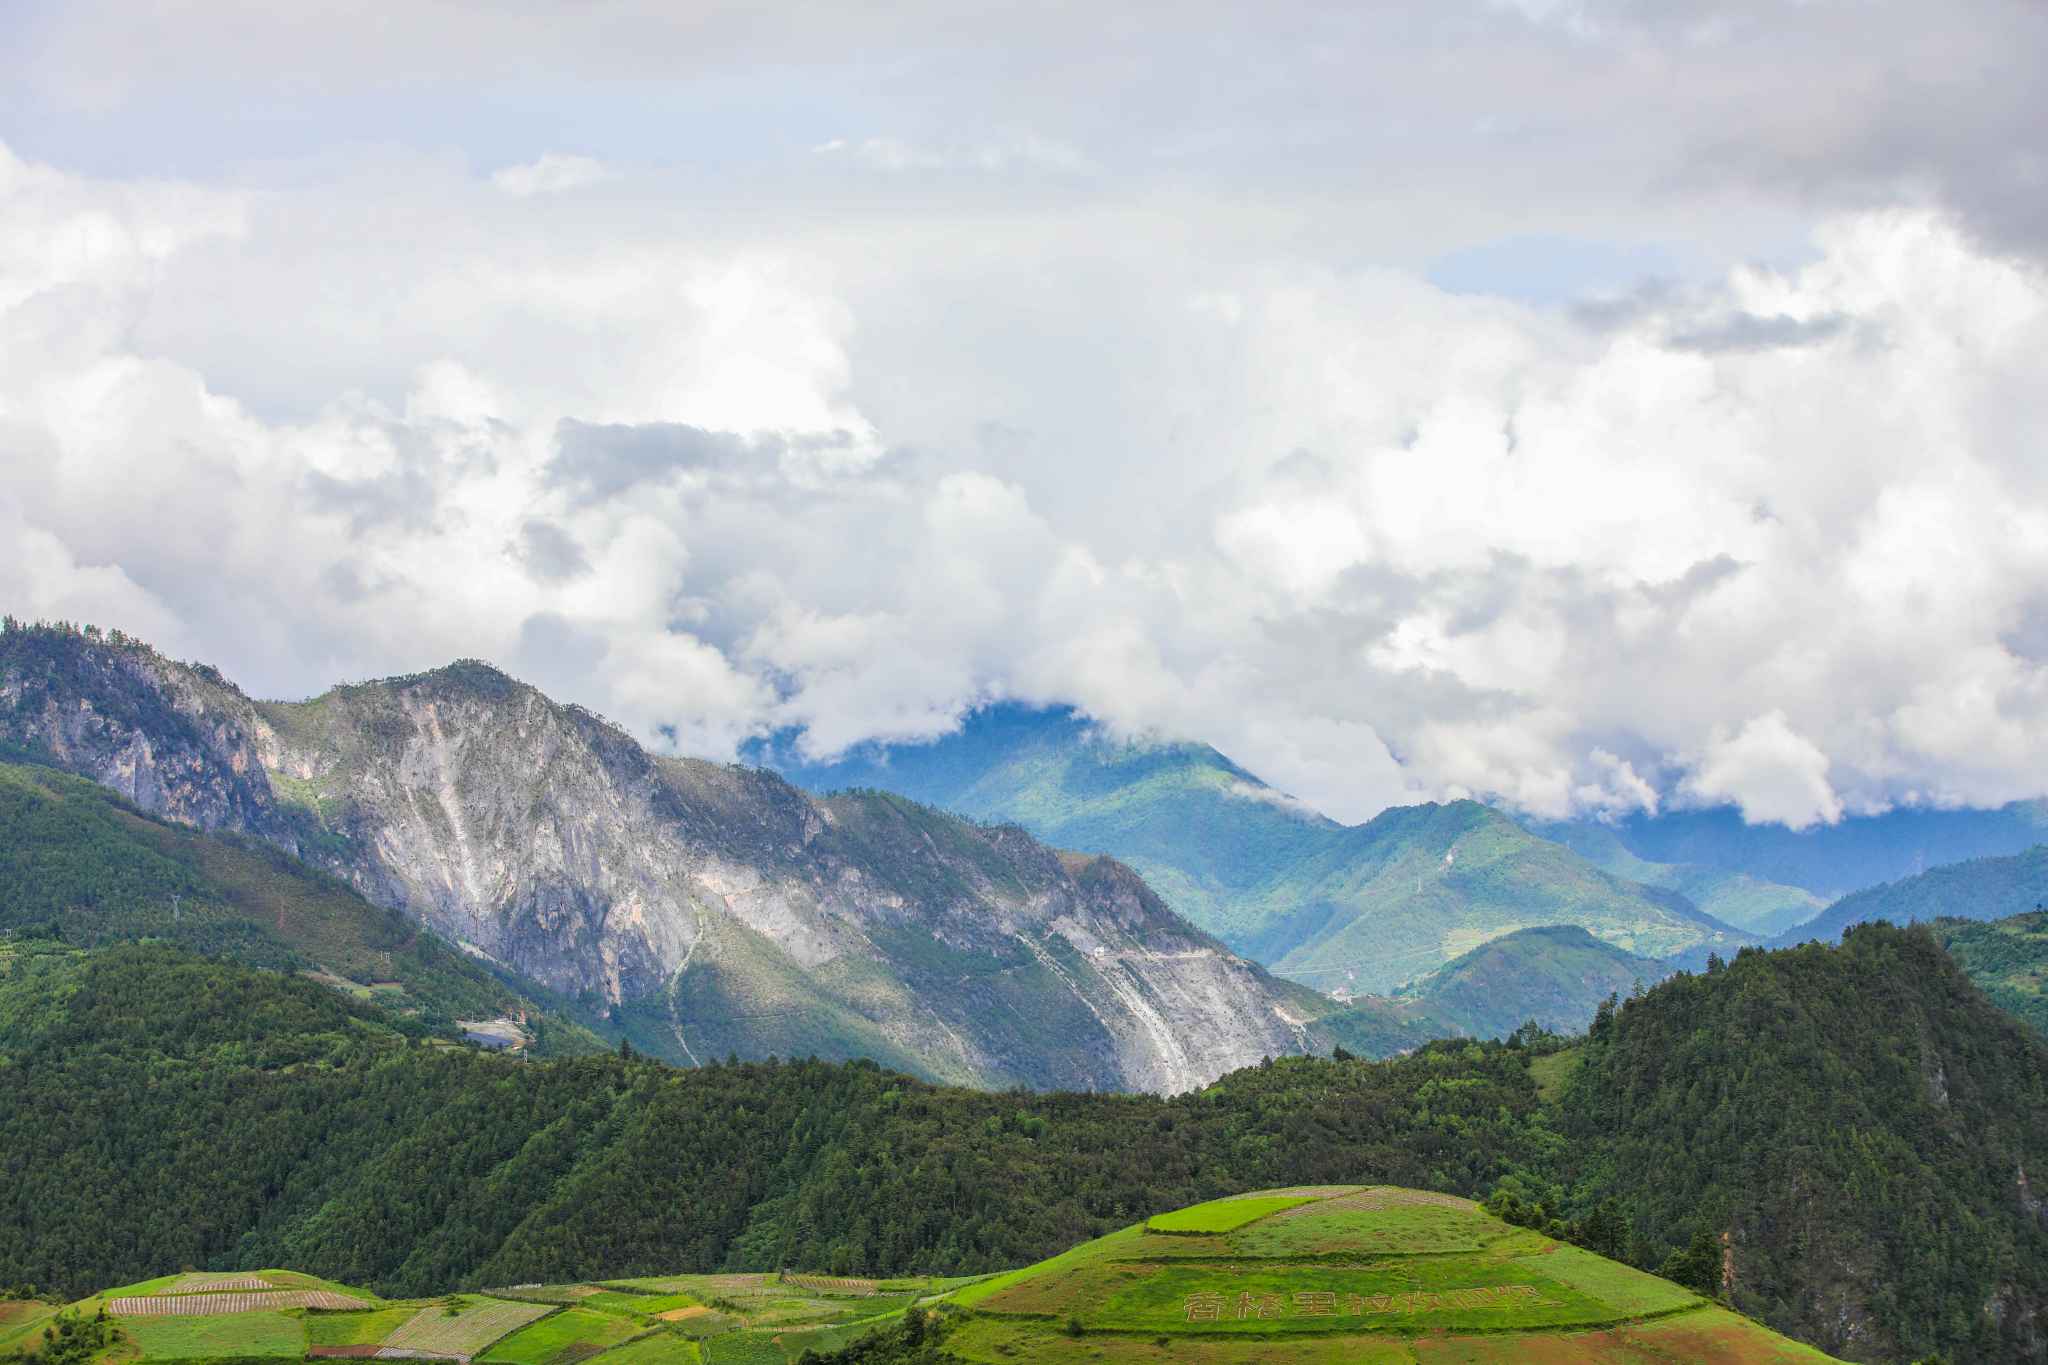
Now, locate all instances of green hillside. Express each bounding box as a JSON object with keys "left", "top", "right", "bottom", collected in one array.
[
  {"left": 0, "top": 759, "right": 604, "bottom": 1051},
  {"left": 929, "top": 1186, "right": 1837, "bottom": 1364},
  {"left": 6, "top": 929, "right": 2044, "bottom": 1362},
  {"left": 3, "top": 1267, "right": 712, "bottom": 1365},
  {"left": 1241, "top": 800, "right": 1744, "bottom": 994},
  {"left": 768, "top": 710, "right": 1750, "bottom": 993},
  {"left": 1529, "top": 820, "right": 1825, "bottom": 937},
  {"left": 1550, "top": 922, "right": 2048, "bottom": 1363},
  {"left": 1771, "top": 841, "right": 2048, "bottom": 948},
  {"left": 1927, "top": 910, "right": 2048, "bottom": 1037},
  {"left": 1314, "top": 925, "right": 1672, "bottom": 1055},
  {"left": 1400, "top": 924, "right": 1668, "bottom": 1039}
]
